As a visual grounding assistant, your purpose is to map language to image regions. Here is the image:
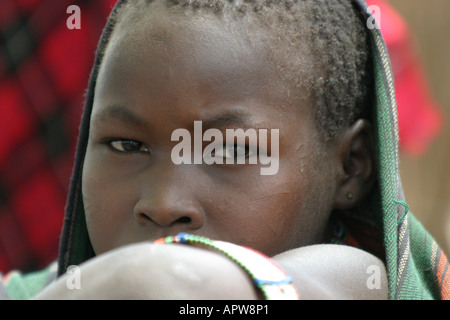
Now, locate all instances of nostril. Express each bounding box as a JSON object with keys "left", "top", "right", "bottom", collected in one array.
[
  {"left": 177, "top": 216, "right": 192, "bottom": 223},
  {"left": 137, "top": 213, "right": 152, "bottom": 225},
  {"left": 136, "top": 213, "right": 194, "bottom": 226}
]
